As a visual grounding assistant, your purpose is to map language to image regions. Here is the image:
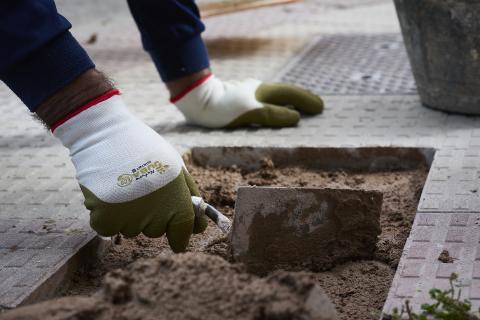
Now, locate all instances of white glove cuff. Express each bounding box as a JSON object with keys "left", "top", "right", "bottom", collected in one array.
[
  {"left": 172, "top": 74, "right": 263, "bottom": 128},
  {"left": 53, "top": 91, "right": 183, "bottom": 203}
]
